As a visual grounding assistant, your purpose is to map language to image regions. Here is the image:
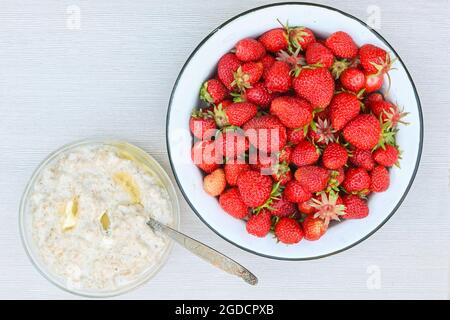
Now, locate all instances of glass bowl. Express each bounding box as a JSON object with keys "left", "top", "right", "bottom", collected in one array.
[{"left": 19, "top": 139, "right": 180, "bottom": 297}]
